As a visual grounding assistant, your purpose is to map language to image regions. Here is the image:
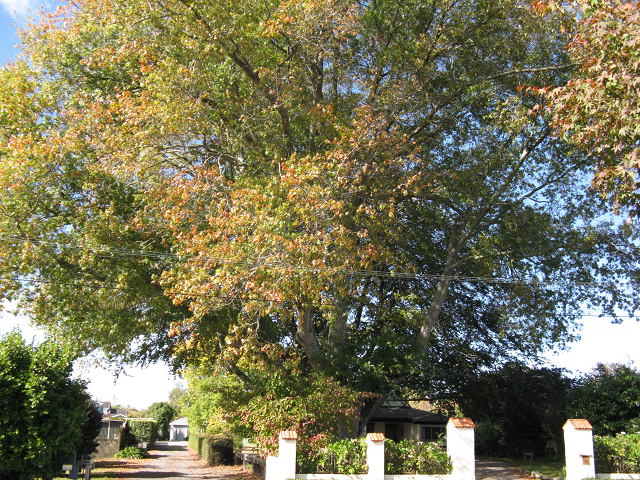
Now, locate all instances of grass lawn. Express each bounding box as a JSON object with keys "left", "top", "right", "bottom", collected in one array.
[{"left": 488, "top": 456, "right": 566, "bottom": 478}]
